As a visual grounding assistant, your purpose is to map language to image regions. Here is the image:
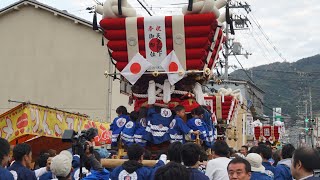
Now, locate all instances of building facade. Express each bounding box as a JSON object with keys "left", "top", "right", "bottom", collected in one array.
[{"left": 0, "top": 0, "right": 132, "bottom": 122}]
